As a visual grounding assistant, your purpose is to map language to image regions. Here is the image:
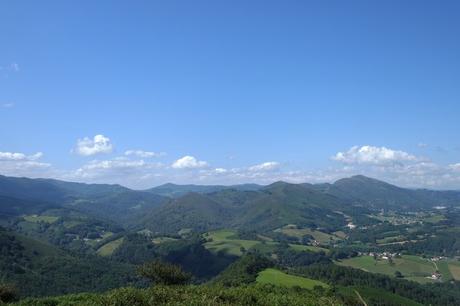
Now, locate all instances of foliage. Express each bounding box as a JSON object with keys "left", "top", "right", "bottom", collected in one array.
[
  {"left": 212, "top": 253, "right": 273, "bottom": 287},
  {"left": 0, "top": 283, "right": 18, "bottom": 303},
  {"left": 256, "top": 268, "right": 329, "bottom": 290},
  {"left": 295, "top": 263, "right": 460, "bottom": 306},
  {"left": 161, "top": 237, "right": 237, "bottom": 279},
  {"left": 0, "top": 228, "right": 137, "bottom": 297},
  {"left": 13, "top": 284, "right": 341, "bottom": 306},
  {"left": 137, "top": 260, "right": 191, "bottom": 285}
]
